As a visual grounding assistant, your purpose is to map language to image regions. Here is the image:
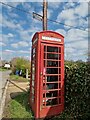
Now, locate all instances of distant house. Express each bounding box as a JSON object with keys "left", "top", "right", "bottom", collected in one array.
[{"left": 4, "top": 63, "right": 10, "bottom": 68}]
